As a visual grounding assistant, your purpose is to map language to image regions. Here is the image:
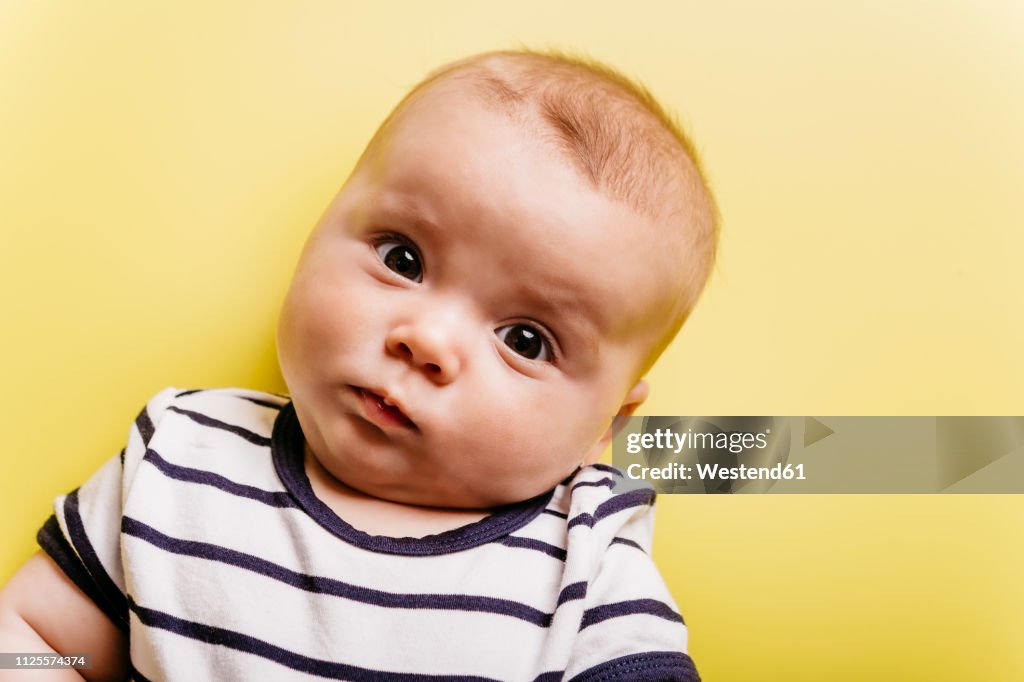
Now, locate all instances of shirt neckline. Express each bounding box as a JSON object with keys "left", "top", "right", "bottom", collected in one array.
[{"left": 271, "top": 401, "right": 554, "bottom": 556}]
